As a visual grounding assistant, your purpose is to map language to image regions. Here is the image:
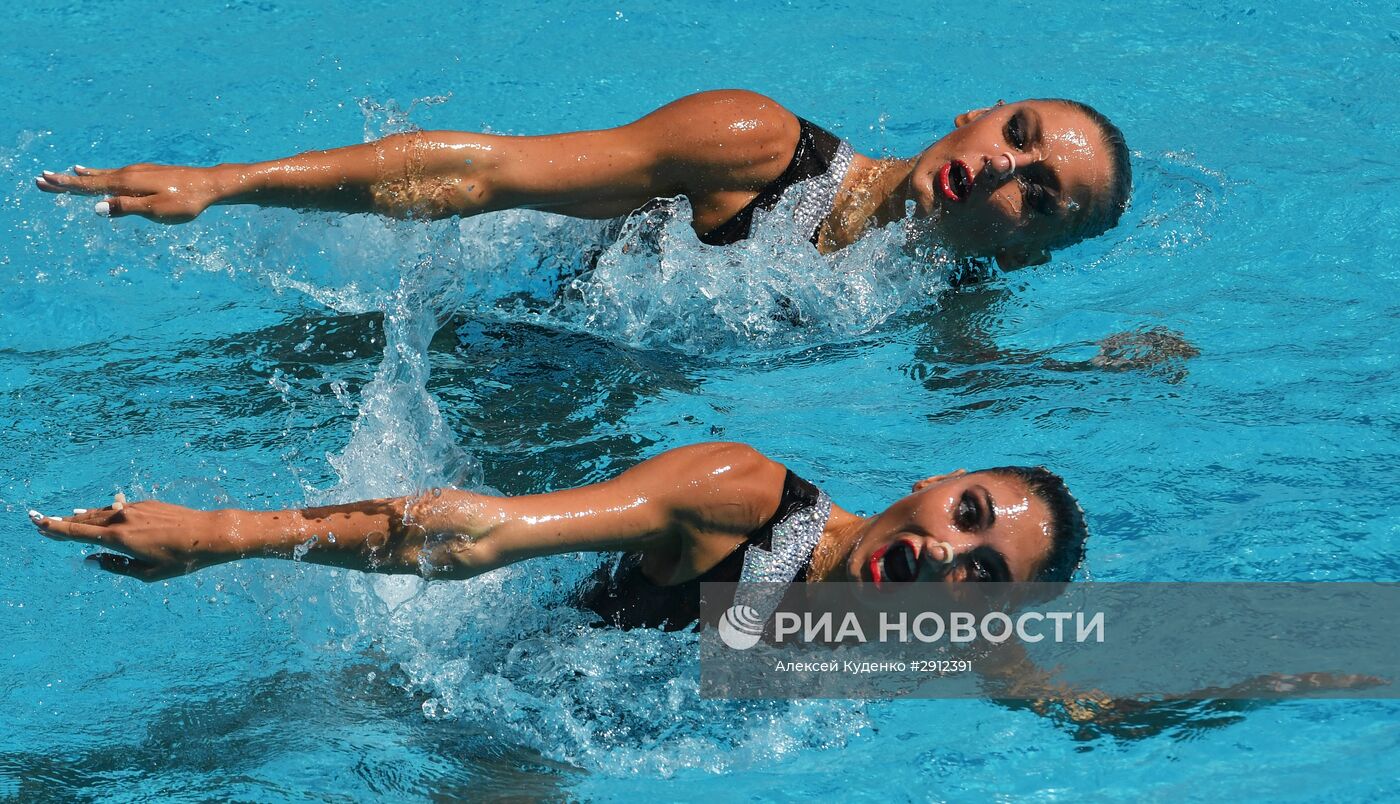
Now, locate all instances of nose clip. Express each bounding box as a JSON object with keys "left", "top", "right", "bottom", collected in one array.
[
  {"left": 985, "top": 152, "right": 1016, "bottom": 180},
  {"left": 977, "top": 153, "right": 1017, "bottom": 189},
  {"left": 926, "top": 541, "right": 957, "bottom": 580}
]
